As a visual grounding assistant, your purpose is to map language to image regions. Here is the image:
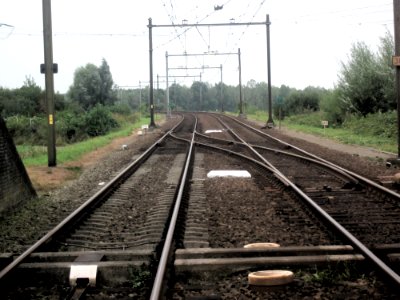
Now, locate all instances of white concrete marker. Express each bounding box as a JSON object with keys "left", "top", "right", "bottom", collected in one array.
[
  {"left": 207, "top": 170, "right": 251, "bottom": 178},
  {"left": 205, "top": 129, "right": 223, "bottom": 134}
]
